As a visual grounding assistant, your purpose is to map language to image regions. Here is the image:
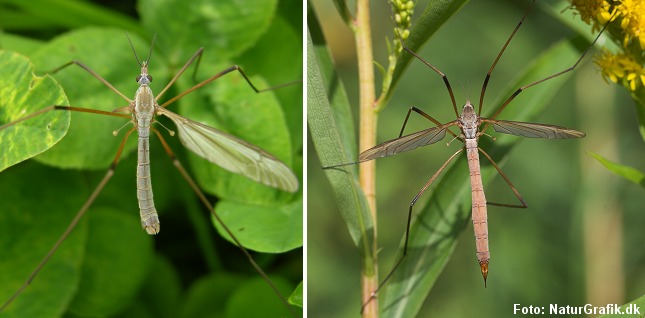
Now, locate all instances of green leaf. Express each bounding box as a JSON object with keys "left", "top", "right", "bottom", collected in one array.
[
  {"left": 180, "top": 273, "right": 246, "bottom": 318},
  {"left": 0, "top": 50, "right": 69, "bottom": 171},
  {"left": 588, "top": 151, "right": 645, "bottom": 188},
  {"left": 288, "top": 281, "right": 303, "bottom": 308},
  {"left": 180, "top": 274, "right": 300, "bottom": 318},
  {"left": 213, "top": 197, "right": 302, "bottom": 253},
  {"left": 0, "top": 0, "right": 142, "bottom": 33},
  {"left": 0, "top": 162, "right": 88, "bottom": 318},
  {"left": 380, "top": 38, "right": 588, "bottom": 317},
  {"left": 132, "top": 255, "right": 182, "bottom": 318},
  {"left": 139, "top": 0, "right": 278, "bottom": 64},
  {"left": 237, "top": 14, "right": 304, "bottom": 149},
  {"left": 0, "top": 34, "right": 44, "bottom": 55},
  {"left": 307, "top": 2, "right": 372, "bottom": 250},
  {"left": 68, "top": 208, "right": 154, "bottom": 316},
  {"left": 225, "top": 277, "right": 299, "bottom": 318}
]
